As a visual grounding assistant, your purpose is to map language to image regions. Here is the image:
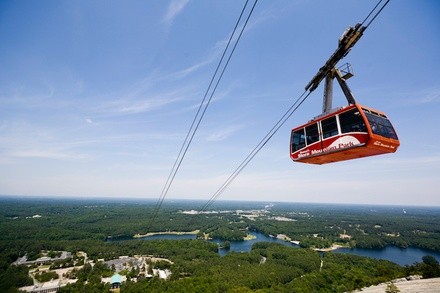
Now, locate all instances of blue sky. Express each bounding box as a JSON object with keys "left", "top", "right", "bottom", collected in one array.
[{"left": 1, "top": 0, "right": 439, "bottom": 206}]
